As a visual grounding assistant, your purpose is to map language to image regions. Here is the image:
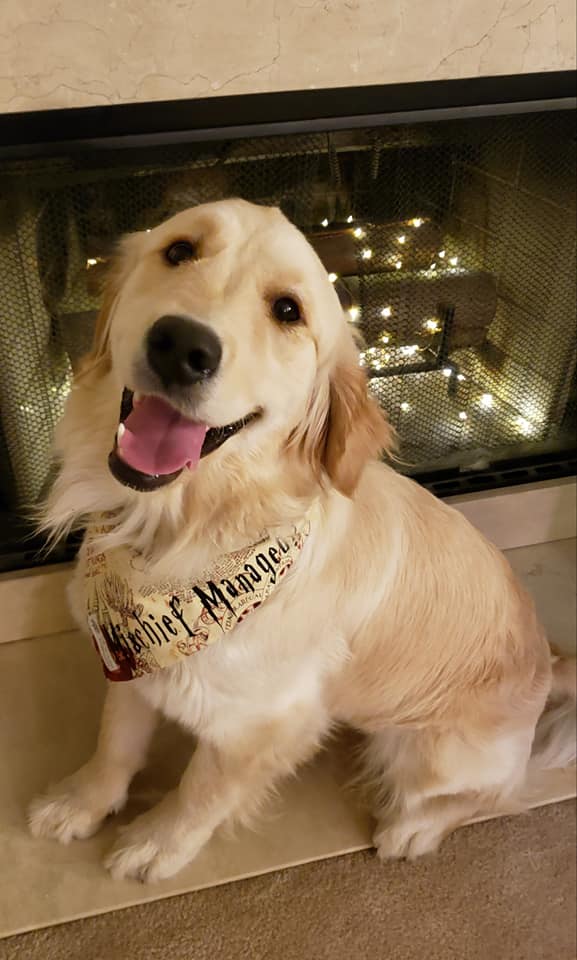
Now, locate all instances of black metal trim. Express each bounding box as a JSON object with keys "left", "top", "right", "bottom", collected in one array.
[
  {"left": 417, "top": 453, "right": 577, "bottom": 498},
  {"left": 0, "top": 70, "right": 575, "bottom": 160}
]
